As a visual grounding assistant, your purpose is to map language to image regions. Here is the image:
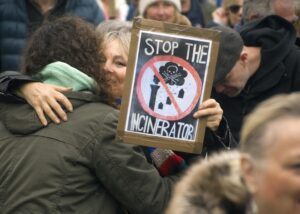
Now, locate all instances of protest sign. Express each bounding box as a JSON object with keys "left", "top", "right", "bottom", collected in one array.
[{"left": 117, "top": 18, "right": 220, "bottom": 153}]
